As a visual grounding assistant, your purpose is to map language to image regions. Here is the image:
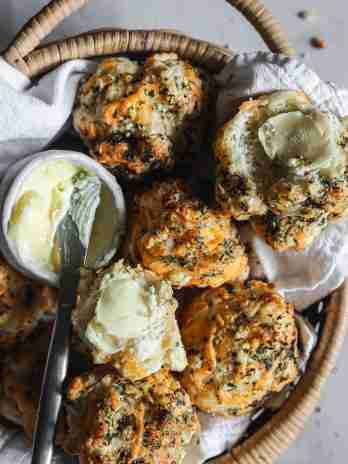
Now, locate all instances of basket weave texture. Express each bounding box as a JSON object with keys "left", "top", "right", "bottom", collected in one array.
[{"left": 2, "top": 1, "right": 348, "bottom": 463}]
